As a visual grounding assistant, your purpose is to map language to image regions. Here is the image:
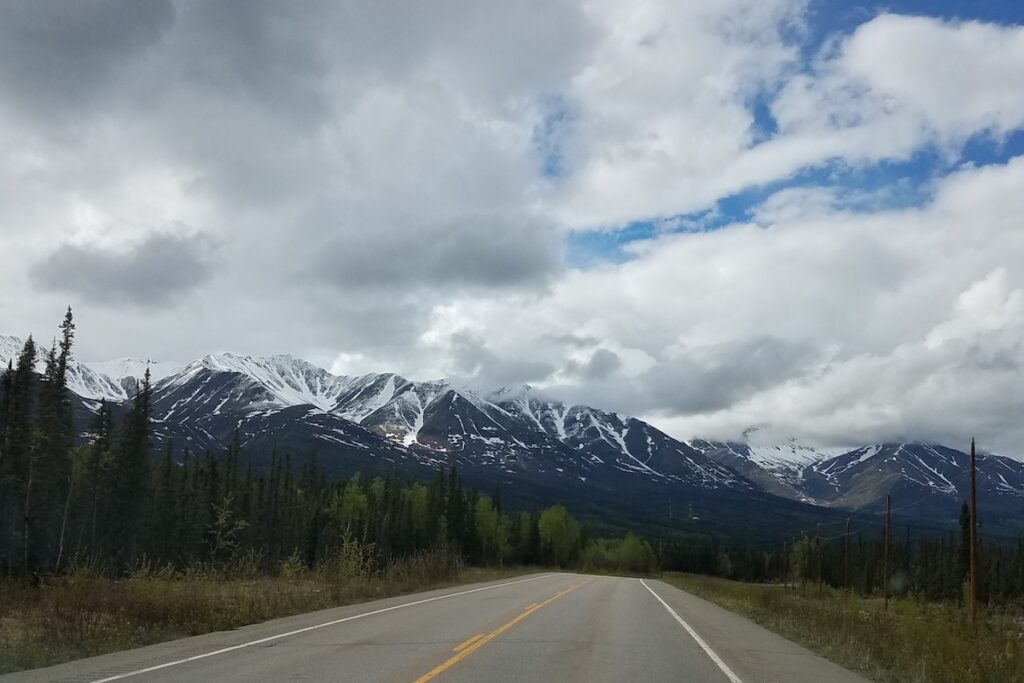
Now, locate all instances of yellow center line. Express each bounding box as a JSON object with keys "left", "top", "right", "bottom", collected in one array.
[
  {"left": 414, "top": 578, "right": 592, "bottom": 683},
  {"left": 452, "top": 634, "right": 484, "bottom": 653}
]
